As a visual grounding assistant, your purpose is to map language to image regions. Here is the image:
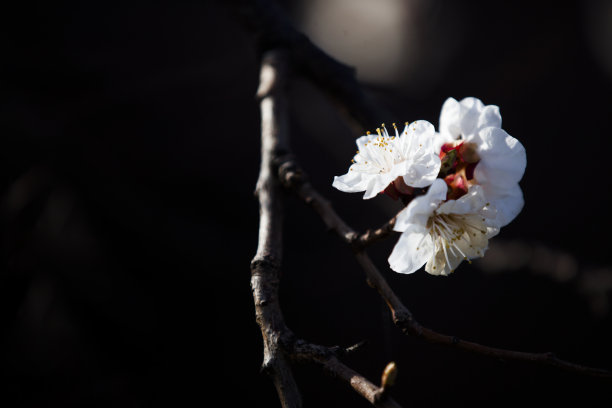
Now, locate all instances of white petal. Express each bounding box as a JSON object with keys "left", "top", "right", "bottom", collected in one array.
[
  {"left": 402, "top": 163, "right": 440, "bottom": 188},
  {"left": 482, "top": 182, "right": 524, "bottom": 227},
  {"left": 400, "top": 120, "right": 441, "bottom": 188},
  {"left": 486, "top": 225, "right": 501, "bottom": 239},
  {"left": 363, "top": 172, "right": 393, "bottom": 199},
  {"left": 471, "top": 127, "right": 526, "bottom": 187},
  {"left": 458, "top": 97, "right": 485, "bottom": 137},
  {"left": 394, "top": 179, "right": 447, "bottom": 232},
  {"left": 477, "top": 104, "right": 502, "bottom": 130},
  {"left": 439, "top": 97, "right": 462, "bottom": 139},
  {"left": 332, "top": 171, "right": 372, "bottom": 193},
  {"left": 401, "top": 120, "right": 435, "bottom": 141},
  {"left": 425, "top": 245, "right": 464, "bottom": 276},
  {"left": 440, "top": 97, "right": 502, "bottom": 140},
  {"left": 356, "top": 134, "right": 378, "bottom": 151},
  {"left": 398, "top": 120, "right": 432, "bottom": 157},
  {"left": 437, "top": 185, "right": 487, "bottom": 215},
  {"left": 388, "top": 224, "right": 433, "bottom": 274}
]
